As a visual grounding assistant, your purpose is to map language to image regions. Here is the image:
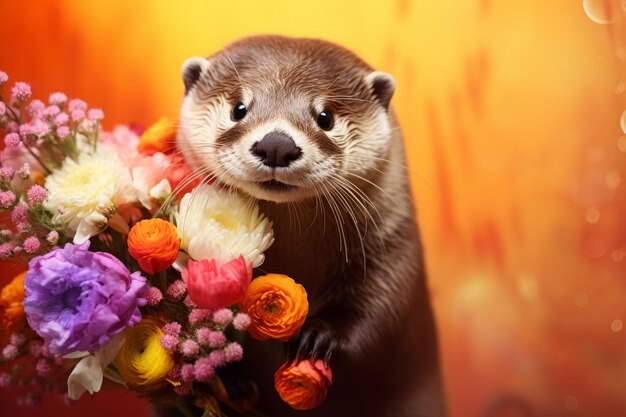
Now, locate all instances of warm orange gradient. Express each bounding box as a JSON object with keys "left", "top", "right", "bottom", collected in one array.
[{"left": 1, "top": 1, "right": 625, "bottom": 416}]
